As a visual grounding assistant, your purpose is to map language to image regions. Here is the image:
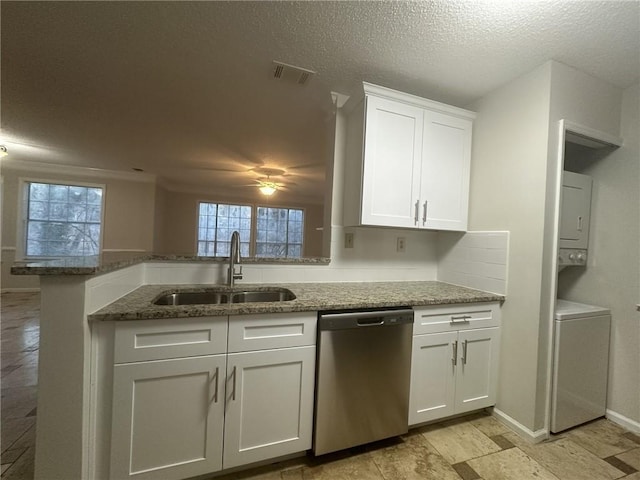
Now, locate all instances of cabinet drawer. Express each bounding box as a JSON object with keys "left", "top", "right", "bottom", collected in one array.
[
  {"left": 228, "top": 312, "right": 317, "bottom": 353},
  {"left": 413, "top": 302, "right": 500, "bottom": 335},
  {"left": 114, "top": 317, "right": 228, "bottom": 364}
]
